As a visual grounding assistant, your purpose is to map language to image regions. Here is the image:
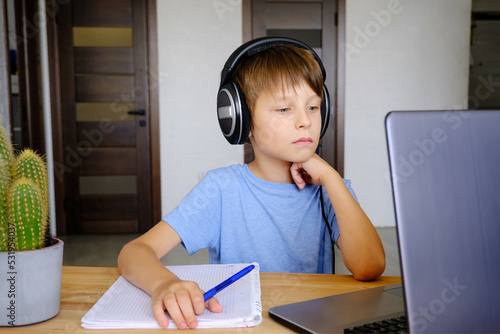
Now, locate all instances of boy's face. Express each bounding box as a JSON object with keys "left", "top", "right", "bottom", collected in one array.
[{"left": 249, "top": 81, "right": 322, "bottom": 164}]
